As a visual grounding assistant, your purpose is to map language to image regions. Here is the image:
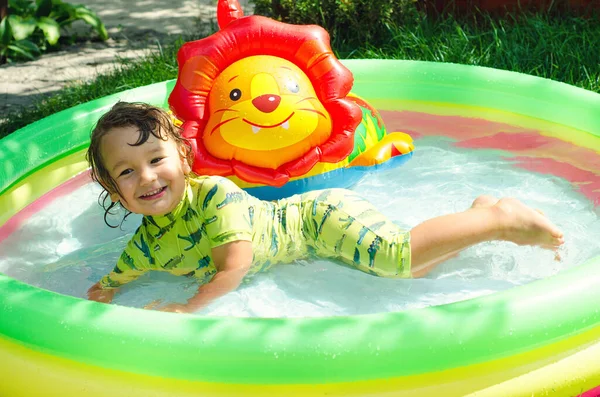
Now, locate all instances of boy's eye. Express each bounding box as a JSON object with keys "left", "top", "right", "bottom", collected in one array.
[
  {"left": 119, "top": 169, "right": 133, "bottom": 177},
  {"left": 151, "top": 157, "right": 163, "bottom": 164}
]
